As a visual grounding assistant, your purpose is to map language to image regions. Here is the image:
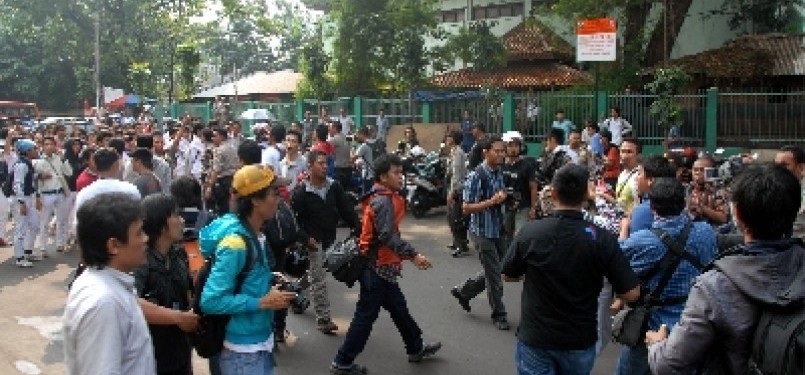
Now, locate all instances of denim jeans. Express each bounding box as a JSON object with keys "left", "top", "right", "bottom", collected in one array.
[
  {"left": 218, "top": 349, "right": 275, "bottom": 375},
  {"left": 613, "top": 343, "right": 650, "bottom": 375},
  {"left": 333, "top": 269, "right": 423, "bottom": 366},
  {"left": 515, "top": 340, "right": 596, "bottom": 375}
]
